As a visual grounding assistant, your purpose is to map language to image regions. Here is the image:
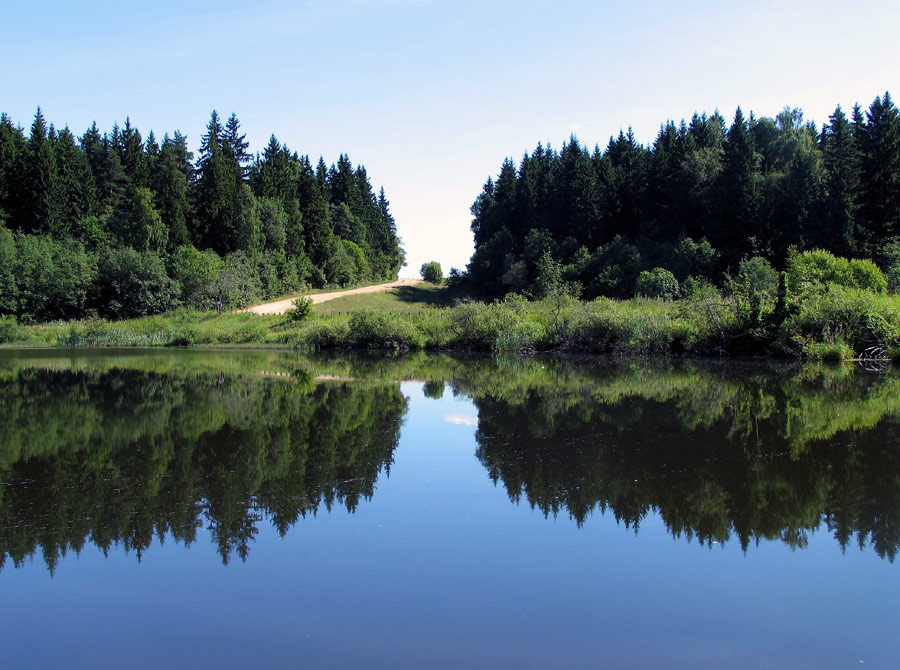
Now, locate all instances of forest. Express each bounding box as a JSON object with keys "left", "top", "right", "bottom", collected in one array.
[
  {"left": 465, "top": 92, "right": 900, "bottom": 300},
  {"left": 0, "top": 109, "right": 405, "bottom": 322}
]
